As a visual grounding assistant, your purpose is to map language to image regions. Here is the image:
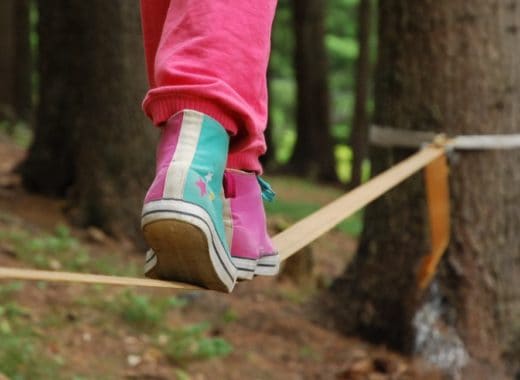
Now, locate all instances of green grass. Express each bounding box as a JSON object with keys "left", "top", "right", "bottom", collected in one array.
[
  {"left": 0, "top": 224, "right": 139, "bottom": 276},
  {"left": 162, "top": 322, "right": 233, "bottom": 364},
  {"left": 0, "top": 215, "right": 233, "bottom": 376},
  {"left": 110, "top": 290, "right": 187, "bottom": 330},
  {"left": 0, "top": 285, "right": 63, "bottom": 380}
]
